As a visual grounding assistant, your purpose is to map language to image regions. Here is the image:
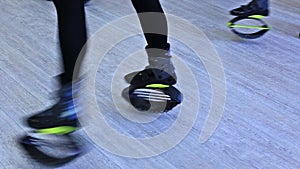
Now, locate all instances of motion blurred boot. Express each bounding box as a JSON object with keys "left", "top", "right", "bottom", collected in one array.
[
  {"left": 230, "top": 0, "right": 269, "bottom": 17},
  {"left": 125, "top": 44, "right": 176, "bottom": 86},
  {"left": 27, "top": 82, "right": 79, "bottom": 131}
]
